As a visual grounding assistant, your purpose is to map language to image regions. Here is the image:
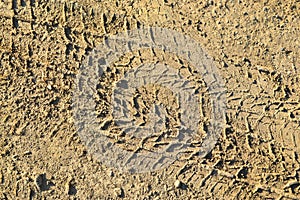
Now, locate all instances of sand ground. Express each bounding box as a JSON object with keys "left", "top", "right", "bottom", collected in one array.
[{"left": 1, "top": 0, "right": 300, "bottom": 199}]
